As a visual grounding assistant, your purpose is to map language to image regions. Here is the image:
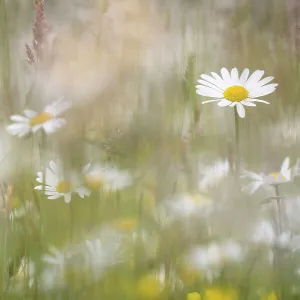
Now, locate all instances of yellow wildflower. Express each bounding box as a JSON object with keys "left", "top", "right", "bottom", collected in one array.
[{"left": 187, "top": 292, "right": 201, "bottom": 300}]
